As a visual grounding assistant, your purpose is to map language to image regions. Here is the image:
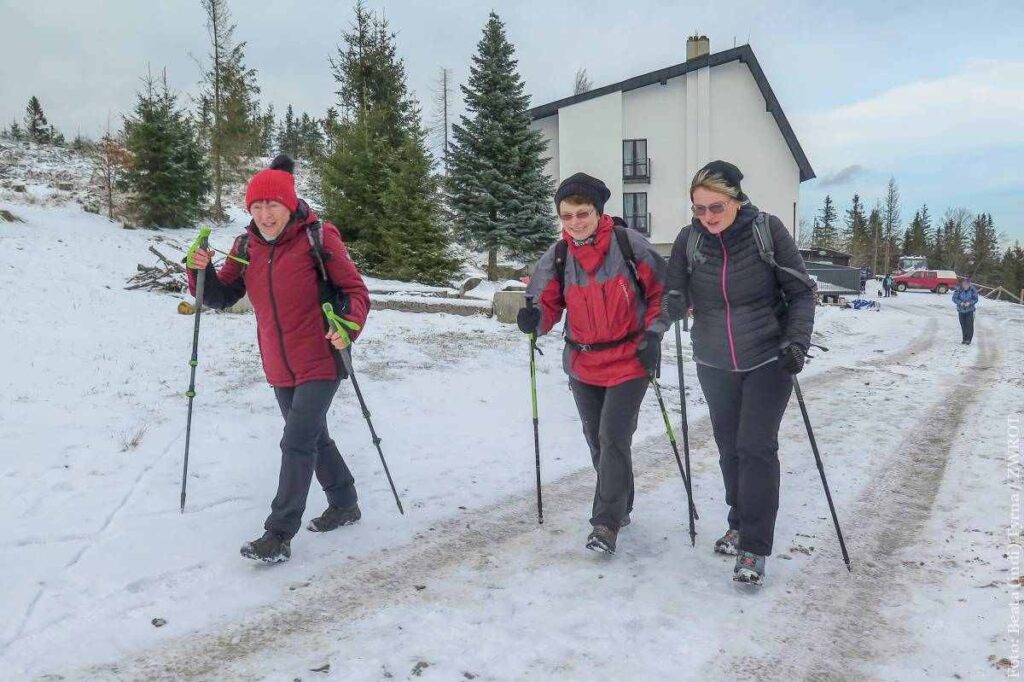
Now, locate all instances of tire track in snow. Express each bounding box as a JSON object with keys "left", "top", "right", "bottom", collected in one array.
[
  {"left": 714, "top": 329, "right": 1001, "bottom": 680},
  {"left": 75, "top": 323, "right": 942, "bottom": 680}
]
